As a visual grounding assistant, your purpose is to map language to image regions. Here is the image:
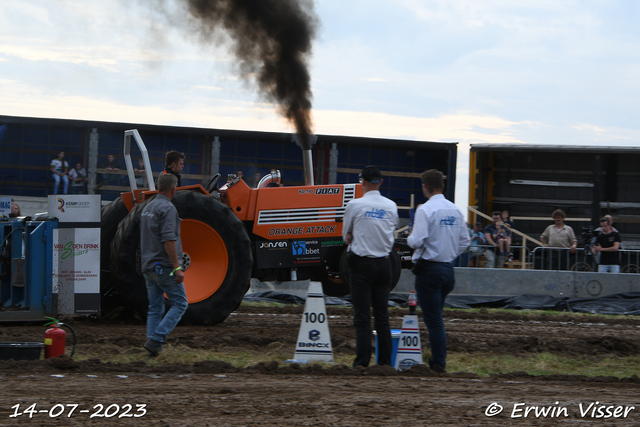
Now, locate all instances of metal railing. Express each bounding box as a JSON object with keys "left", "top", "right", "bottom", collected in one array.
[
  {"left": 529, "top": 246, "right": 640, "bottom": 273},
  {"left": 467, "top": 206, "right": 542, "bottom": 265},
  {"left": 461, "top": 245, "right": 531, "bottom": 269},
  {"left": 467, "top": 206, "right": 542, "bottom": 269}
]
